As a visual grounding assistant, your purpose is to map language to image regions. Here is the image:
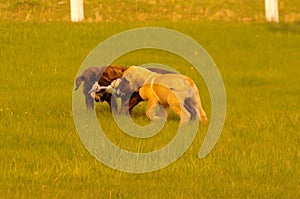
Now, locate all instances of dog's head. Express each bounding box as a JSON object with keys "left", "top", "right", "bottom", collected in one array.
[
  {"left": 112, "top": 66, "right": 137, "bottom": 97},
  {"left": 119, "top": 66, "right": 153, "bottom": 92},
  {"left": 115, "top": 77, "right": 133, "bottom": 98},
  {"left": 88, "top": 82, "right": 112, "bottom": 103}
]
